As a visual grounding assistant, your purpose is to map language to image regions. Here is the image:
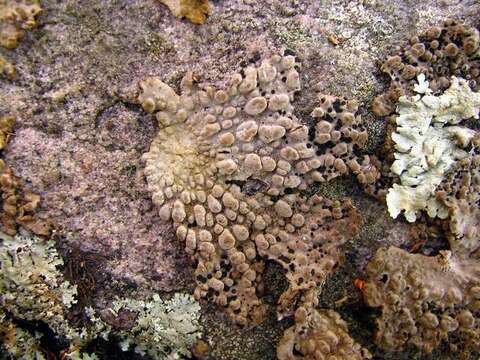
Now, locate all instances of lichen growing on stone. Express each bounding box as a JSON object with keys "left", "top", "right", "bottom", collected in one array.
[
  {"left": 256, "top": 194, "right": 362, "bottom": 316},
  {"left": 139, "top": 54, "right": 373, "bottom": 325},
  {"left": 0, "top": 230, "right": 79, "bottom": 340},
  {"left": 157, "top": 0, "right": 210, "bottom": 25},
  {"left": 0, "top": 116, "right": 51, "bottom": 236},
  {"left": 0, "top": 53, "right": 15, "bottom": 78},
  {"left": 0, "top": 0, "right": 42, "bottom": 49},
  {"left": 0, "top": 310, "right": 46, "bottom": 359},
  {"left": 386, "top": 74, "right": 480, "bottom": 222},
  {"left": 0, "top": 228, "right": 202, "bottom": 358},
  {"left": 278, "top": 301, "right": 371, "bottom": 360},
  {"left": 110, "top": 293, "right": 202, "bottom": 359},
  {"left": 363, "top": 246, "right": 480, "bottom": 356},
  {"left": 436, "top": 154, "right": 480, "bottom": 257},
  {"left": 372, "top": 20, "right": 480, "bottom": 117},
  {"left": 309, "top": 94, "right": 380, "bottom": 188}
]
